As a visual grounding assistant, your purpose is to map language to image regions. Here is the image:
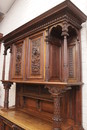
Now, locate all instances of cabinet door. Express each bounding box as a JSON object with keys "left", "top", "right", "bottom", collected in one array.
[
  {"left": 68, "top": 38, "right": 80, "bottom": 82},
  {"left": 10, "top": 40, "right": 25, "bottom": 80},
  {"left": 26, "top": 32, "right": 44, "bottom": 81}
]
